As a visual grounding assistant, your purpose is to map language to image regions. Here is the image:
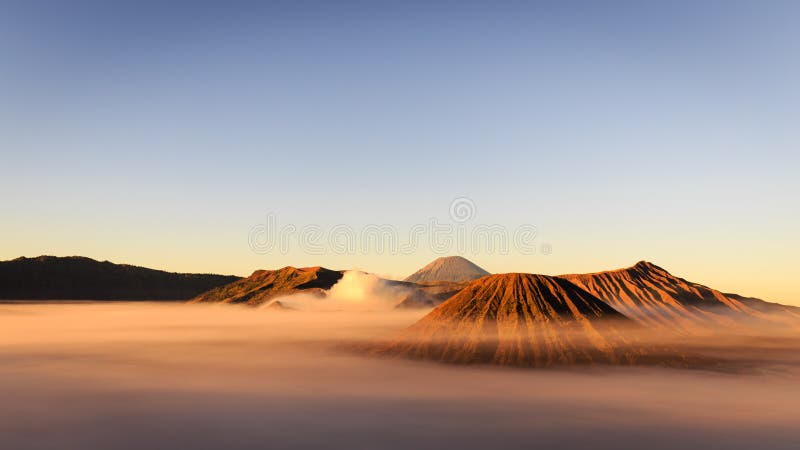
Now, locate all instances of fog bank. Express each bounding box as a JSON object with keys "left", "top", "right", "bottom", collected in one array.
[{"left": 1, "top": 303, "right": 799, "bottom": 450}]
